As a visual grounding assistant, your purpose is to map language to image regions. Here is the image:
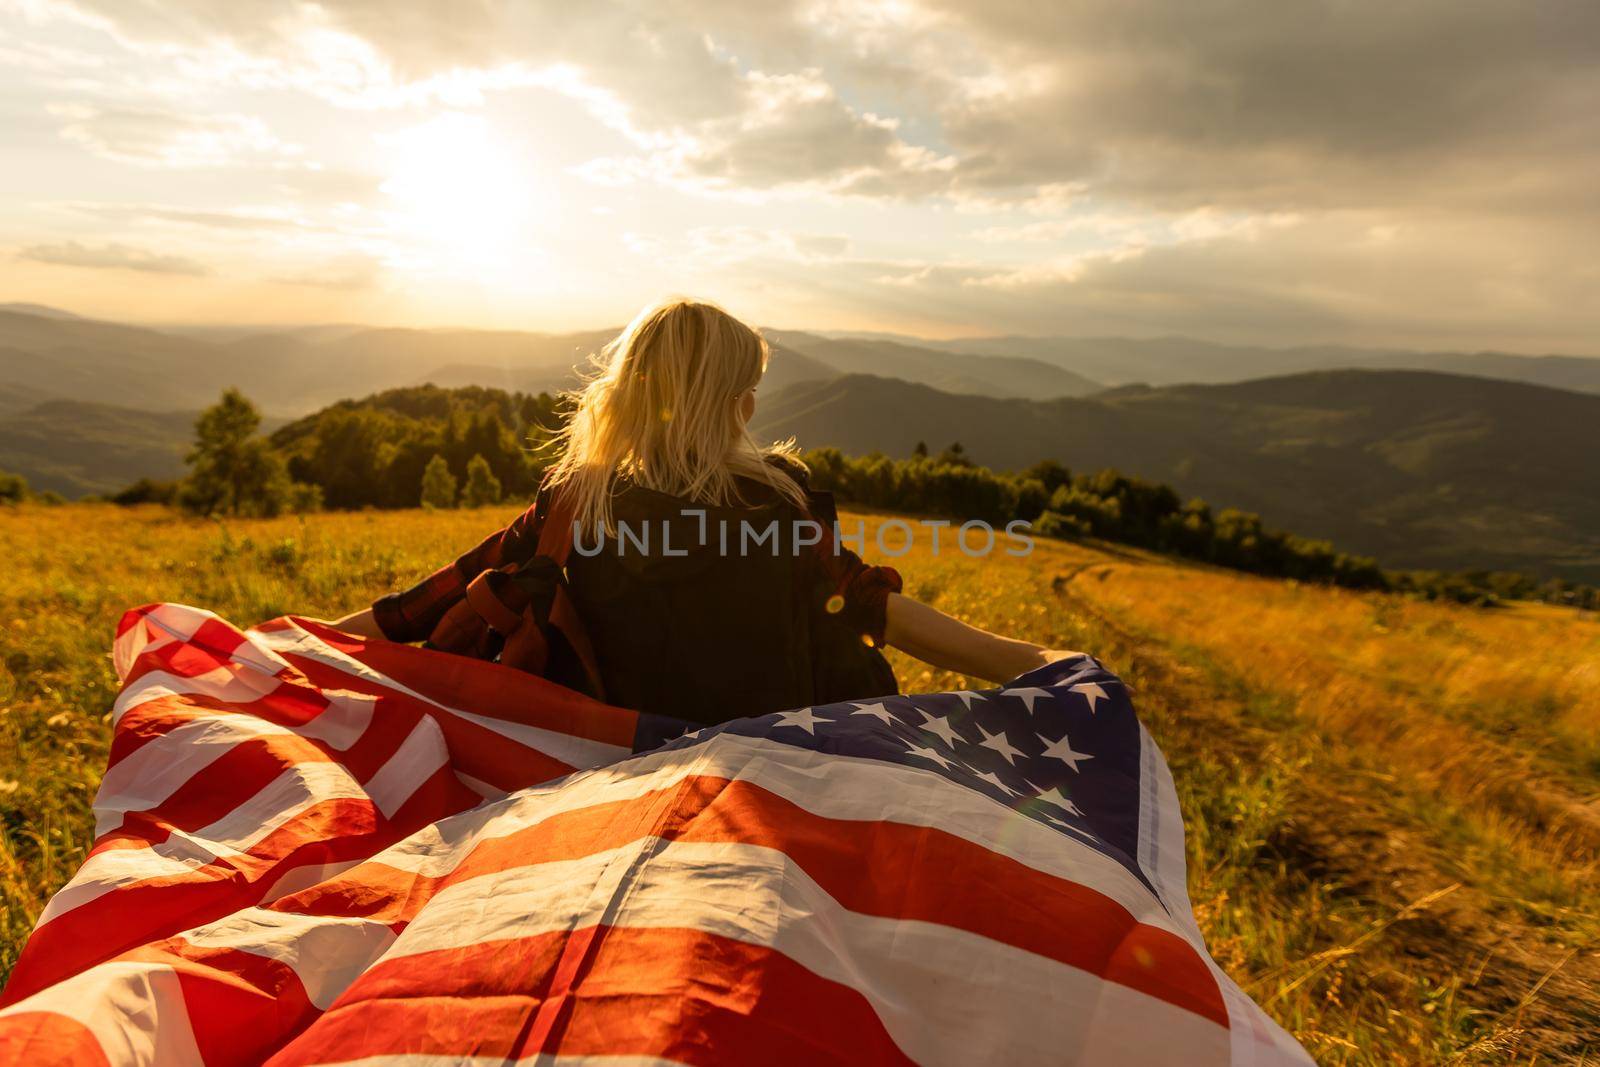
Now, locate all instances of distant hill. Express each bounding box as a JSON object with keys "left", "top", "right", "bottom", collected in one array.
[
  {"left": 765, "top": 330, "right": 1102, "bottom": 398},
  {"left": 0, "top": 399, "right": 301, "bottom": 498},
  {"left": 751, "top": 369, "right": 1600, "bottom": 580},
  {"left": 0, "top": 308, "right": 1037, "bottom": 417},
  {"left": 0, "top": 303, "right": 84, "bottom": 321},
  {"left": 412, "top": 338, "right": 835, "bottom": 398},
  {"left": 0, "top": 377, "right": 53, "bottom": 417},
  {"left": 9, "top": 305, "right": 1600, "bottom": 418},
  {"left": 878, "top": 333, "right": 1600, "bottom": 394},
  {"left": 0, "top": 401, "right": 196, "bottom": 497},
  {"left": 0, "top": 310, "right": 232, "bottom": 413}
]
